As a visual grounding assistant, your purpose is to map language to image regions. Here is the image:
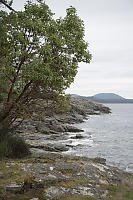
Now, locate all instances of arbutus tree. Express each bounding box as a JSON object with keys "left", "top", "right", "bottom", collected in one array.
[{"left": 0, "top": 0, "right": 92, "bottom": 126}]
